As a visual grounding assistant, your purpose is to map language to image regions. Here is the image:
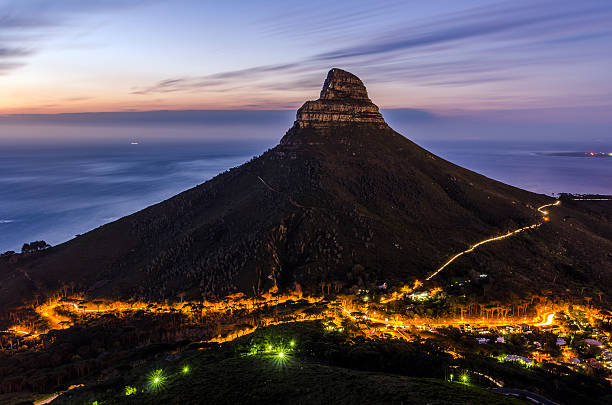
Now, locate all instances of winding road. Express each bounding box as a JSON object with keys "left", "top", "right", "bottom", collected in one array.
[
  {"left": 426, "top": 201, "right": 561, "bottom": 281},
  {"left": 492, "top": 388, "right": 559, "bottom": 405}
]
